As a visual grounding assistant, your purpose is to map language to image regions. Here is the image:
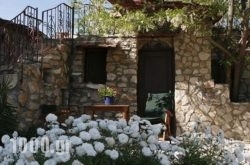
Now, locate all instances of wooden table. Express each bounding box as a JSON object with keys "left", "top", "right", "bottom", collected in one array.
[{"left": 84, "top": 104, "right": 130, "bottom": 121}]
